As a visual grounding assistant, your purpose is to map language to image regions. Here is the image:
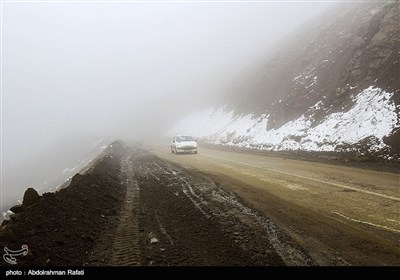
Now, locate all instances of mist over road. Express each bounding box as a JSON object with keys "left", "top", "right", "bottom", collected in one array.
[{"left": 149, "top": 143, "right": 400, "bottom": 265}]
